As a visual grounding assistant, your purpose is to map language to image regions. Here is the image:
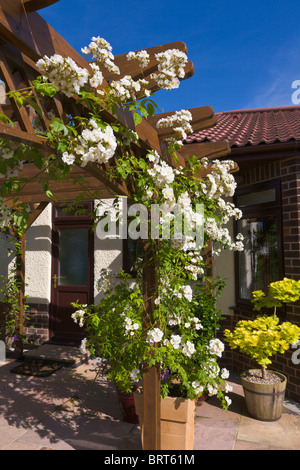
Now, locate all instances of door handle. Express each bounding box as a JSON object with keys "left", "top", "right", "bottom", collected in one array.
[{"left": 53, "top": 274, "right": 66, "bottom": 288}]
